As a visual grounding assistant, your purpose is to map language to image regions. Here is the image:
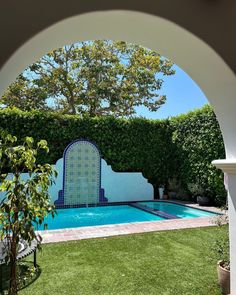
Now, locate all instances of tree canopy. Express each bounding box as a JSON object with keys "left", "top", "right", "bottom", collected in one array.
[{"left": 1, "top": 40, "right": 175, "bottom": 117}]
